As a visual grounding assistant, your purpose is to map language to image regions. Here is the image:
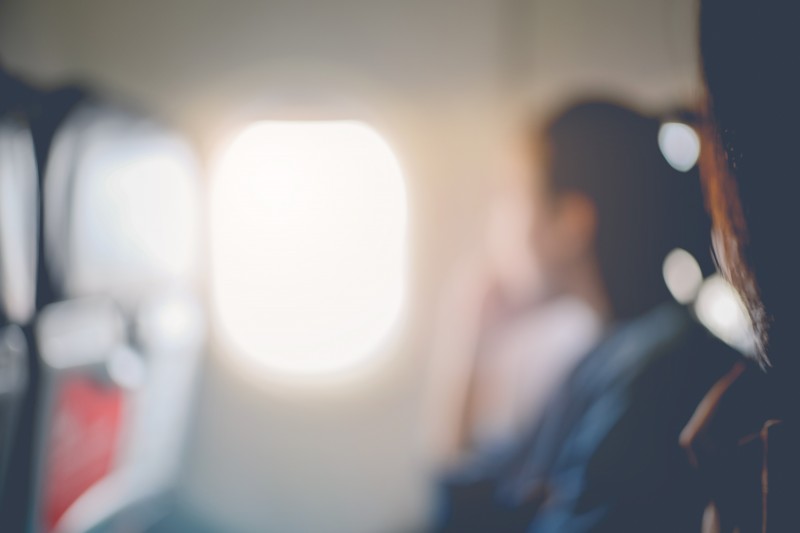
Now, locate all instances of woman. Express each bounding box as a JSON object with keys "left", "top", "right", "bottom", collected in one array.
[
  {"left": 680, "top": 1, "right": 800, "bottom": 531},
  {"left": 435, "top": 101, "right": 738, "bottom": 532}
]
